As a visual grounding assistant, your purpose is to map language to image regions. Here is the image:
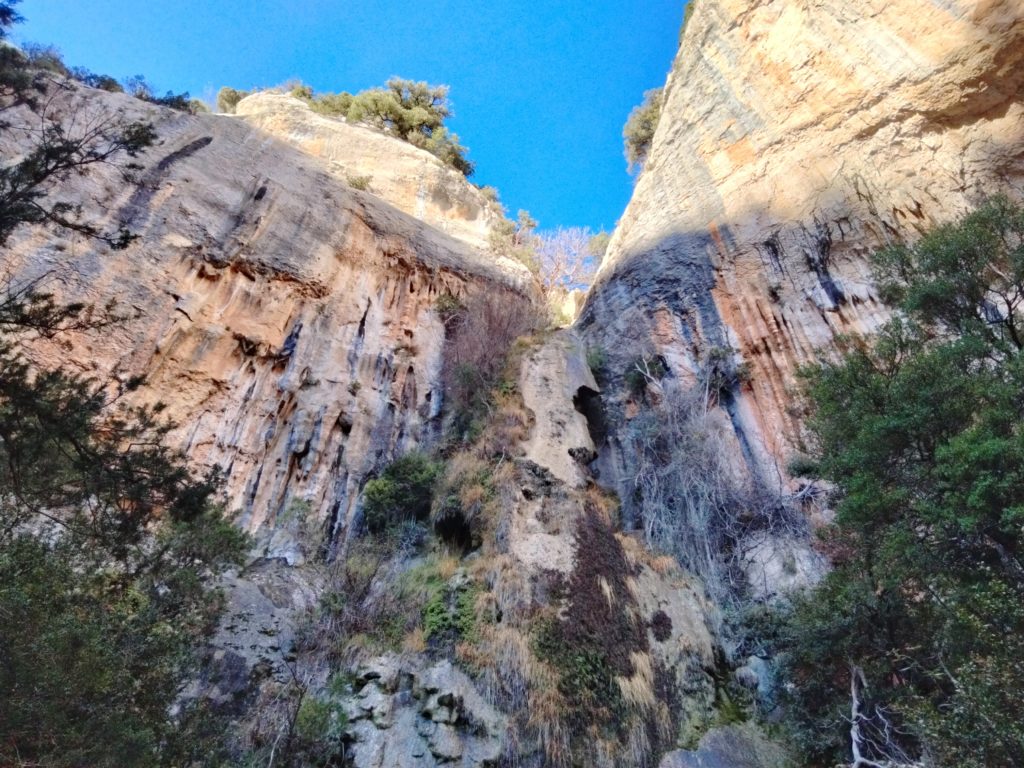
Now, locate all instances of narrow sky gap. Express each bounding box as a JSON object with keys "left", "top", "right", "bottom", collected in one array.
[{"left": 17, "top": 0, "right": 685, "bottom": 233}]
